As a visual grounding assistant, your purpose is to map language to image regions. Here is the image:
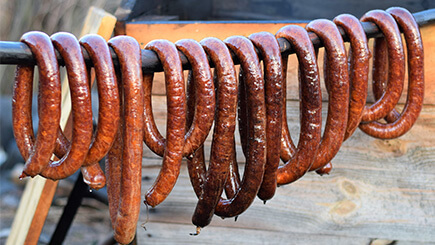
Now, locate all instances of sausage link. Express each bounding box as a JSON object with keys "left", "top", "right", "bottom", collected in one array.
[
  {"left": 106, "top": 114, "right": 122, "bottom": 235},
  {"left": 12, "top": 65, "right": 34, "bottom": 163},
  {"left": 79, "top": 34, "right": 120, "bottom": 165},
  {"left": 105, "top": 69, "right": 123, "bottom": 232},
  {"left": 359, "top": 7, "right": 424, "bottom": 139},
  {"left": 142, "top": 40, "right": 214, "bottom": 157},
  {"left": 187, "top": 144, "right": 206, "bottom": 197},
  {"left": 305, "top": 19, "right": 350, "bottom": 172},
  {"left": 360, "top": 10, "right": 405, "bottom": 122},
  {"left": 213, "top": 36, "right": 267, "bottom": 218},
  {"left": 333, "top": 14, "right": 371, "bottom": 140},
  {"left": 275, "top": 25, "right": 322, "bottom": 184},
  {"left": 373, "top": 38, "right": 403, "bottom": 123},
  {"left": 106, "top": 36, "right": 143, "bottom": 245},
  {"left": 14, "top": 32, "right": 61, "bottom": 178},
  {"left": 238, "top": 66, "right": 249, "bottom": 158},
  {"left": 191, "top": 37, "right": 238, "bottom": 227},
  {"left": 249, "top": 32, "right": 283, "bottom": 201},
  {"left": 144, "top": 40, "right": 186, "bottom": 207},
  {"left": 311, "top": 14, "right": 372, "bottom": 175},
  {"left": 53, "top": 106, "right": 107, "bottom": 190},
  {"left": 224, "top": 142, "right": 241, "bottom": 199},
  {"left": 142, "top": 72, "right": 164, "bottom": 155},
  {"left": 370, "top": 38, "right": 402, "bottom": 123},
  {"left": 39, "top": 32, "right": 93, "bottom": 180},
  {"left": 176, "top": 39, "right": 215, "bottom": 155},
  {"left": 81, "top": 164, "right": 106, "bottom": 190},
  {"left": 79, "top": 34, "right": 121, "bottom": 189},
  {"left": 279, "top": 56, "right": 297, "bottom": 162}
]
